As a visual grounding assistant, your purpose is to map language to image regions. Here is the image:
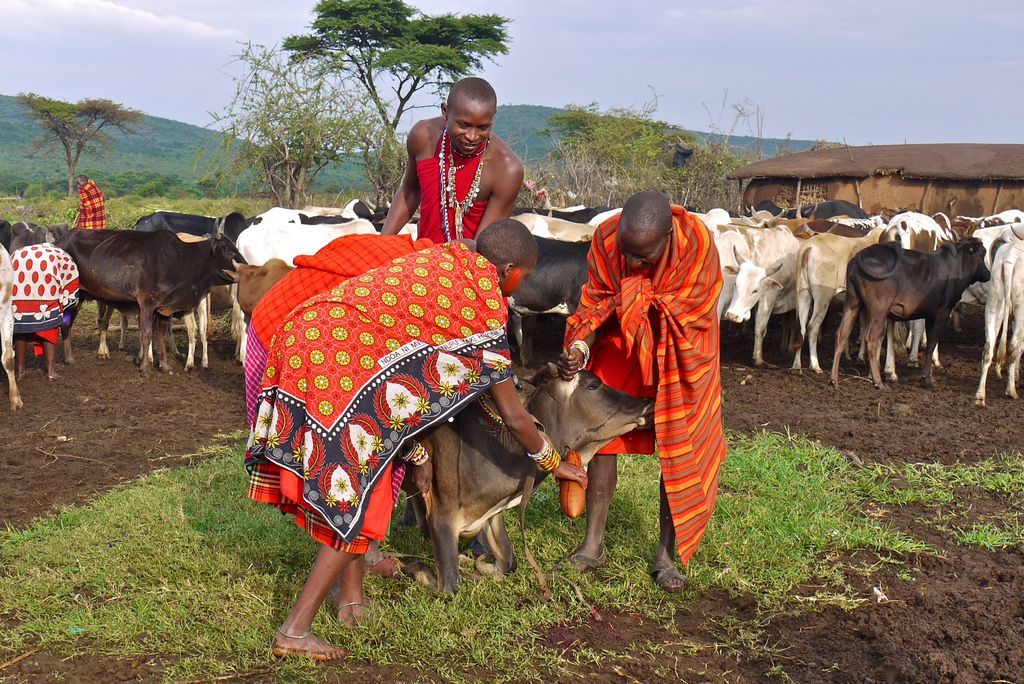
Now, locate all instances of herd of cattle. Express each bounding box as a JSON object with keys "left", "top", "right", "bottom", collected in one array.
[{"left": 1, "top": 197, "right": 1023, "bottom": 413}]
